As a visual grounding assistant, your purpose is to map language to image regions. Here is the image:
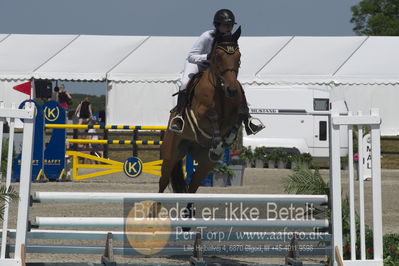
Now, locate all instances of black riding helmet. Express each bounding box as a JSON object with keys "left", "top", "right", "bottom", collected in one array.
[{"left": 213, "top": 9, "right": 236, "bottom": 26}]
